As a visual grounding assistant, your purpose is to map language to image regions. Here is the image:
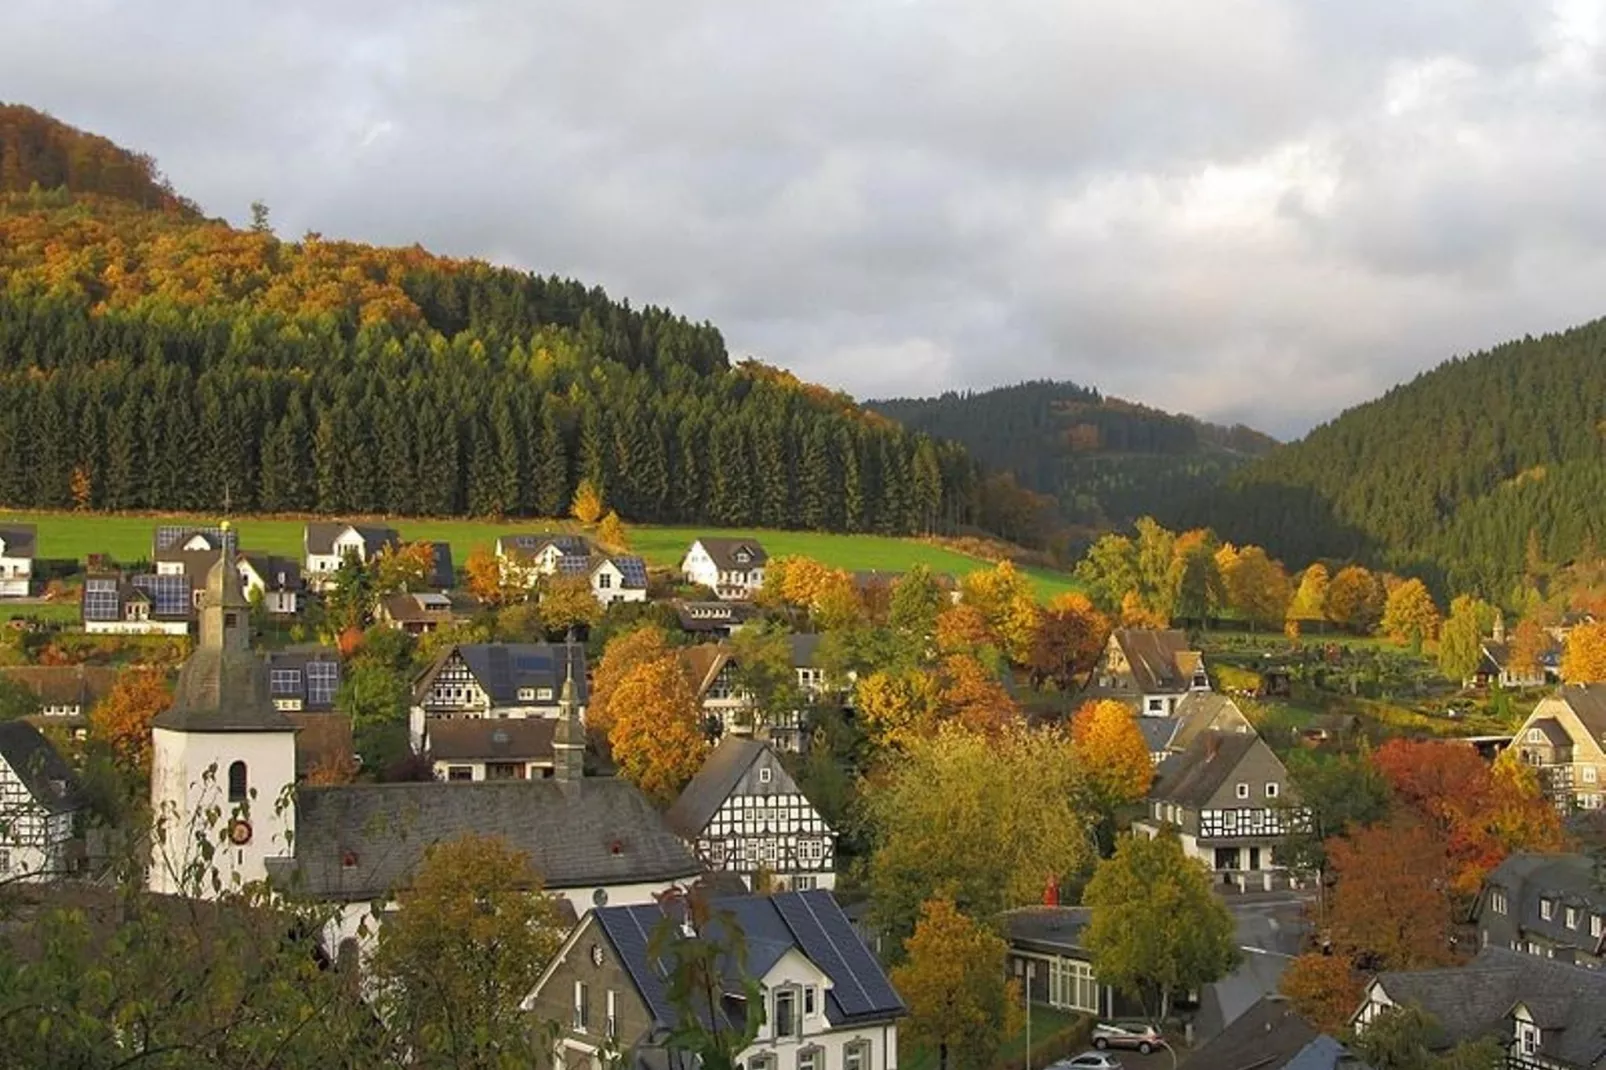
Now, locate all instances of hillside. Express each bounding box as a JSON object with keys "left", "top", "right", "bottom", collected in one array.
[
  {"left": 0, "top": 104, "right": 1007, "bottom": 541},
  {"left": 870, "top": 380, "right": 1277, "bottom": 531},
  {"left": 1180, "top": 318, "right": 1606, "bottom": 597}
]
